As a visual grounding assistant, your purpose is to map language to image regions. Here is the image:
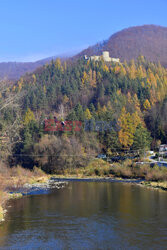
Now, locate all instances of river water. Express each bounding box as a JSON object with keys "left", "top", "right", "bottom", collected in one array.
[{"left": 0, "top": 181, "right": 167, "bottom": 249}]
